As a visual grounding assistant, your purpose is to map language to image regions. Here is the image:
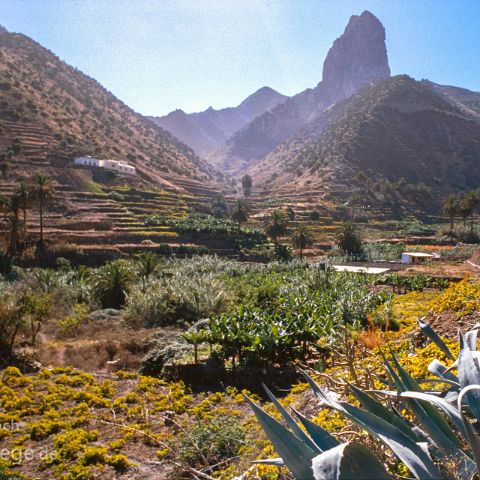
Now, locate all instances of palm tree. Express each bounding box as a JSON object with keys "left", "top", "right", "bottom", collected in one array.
[
  {"left": 92, "top": 260, "right": 134, "bottom": 309},
  {"left": 442, "top": 195, "right": 459, "bottom": 234},
  {"left": 6, "top": 216, "right": 22, "bottom": 256},
  {"left": 460, "top": 191, "right": 480, "bottom": 235},
  {"left": 0, "top": 194, "right": 20, "bottom": 221},
  {"left": 263, "top": 210, "right": 288, "bottom": 245},
  {"left": 336, "top": 222, "right": 363, "bottom": 256},
  {"left": 14, "top": 182, "right": 32, "bottom": 234},
  {"left": 137, "top": 251, "right": 163, "bottom": 289},
  {"left": 0, "top": 194, "right": 22, "bottom": 255},
  {"left": 231, "top": 199, "right": 249, "bottom": 225},
  {"left": 291, "top": 224, "right": 314, "bottom": 259},
  {"left": 31, "top": 174, "right": 53, "bottom": 247}
]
